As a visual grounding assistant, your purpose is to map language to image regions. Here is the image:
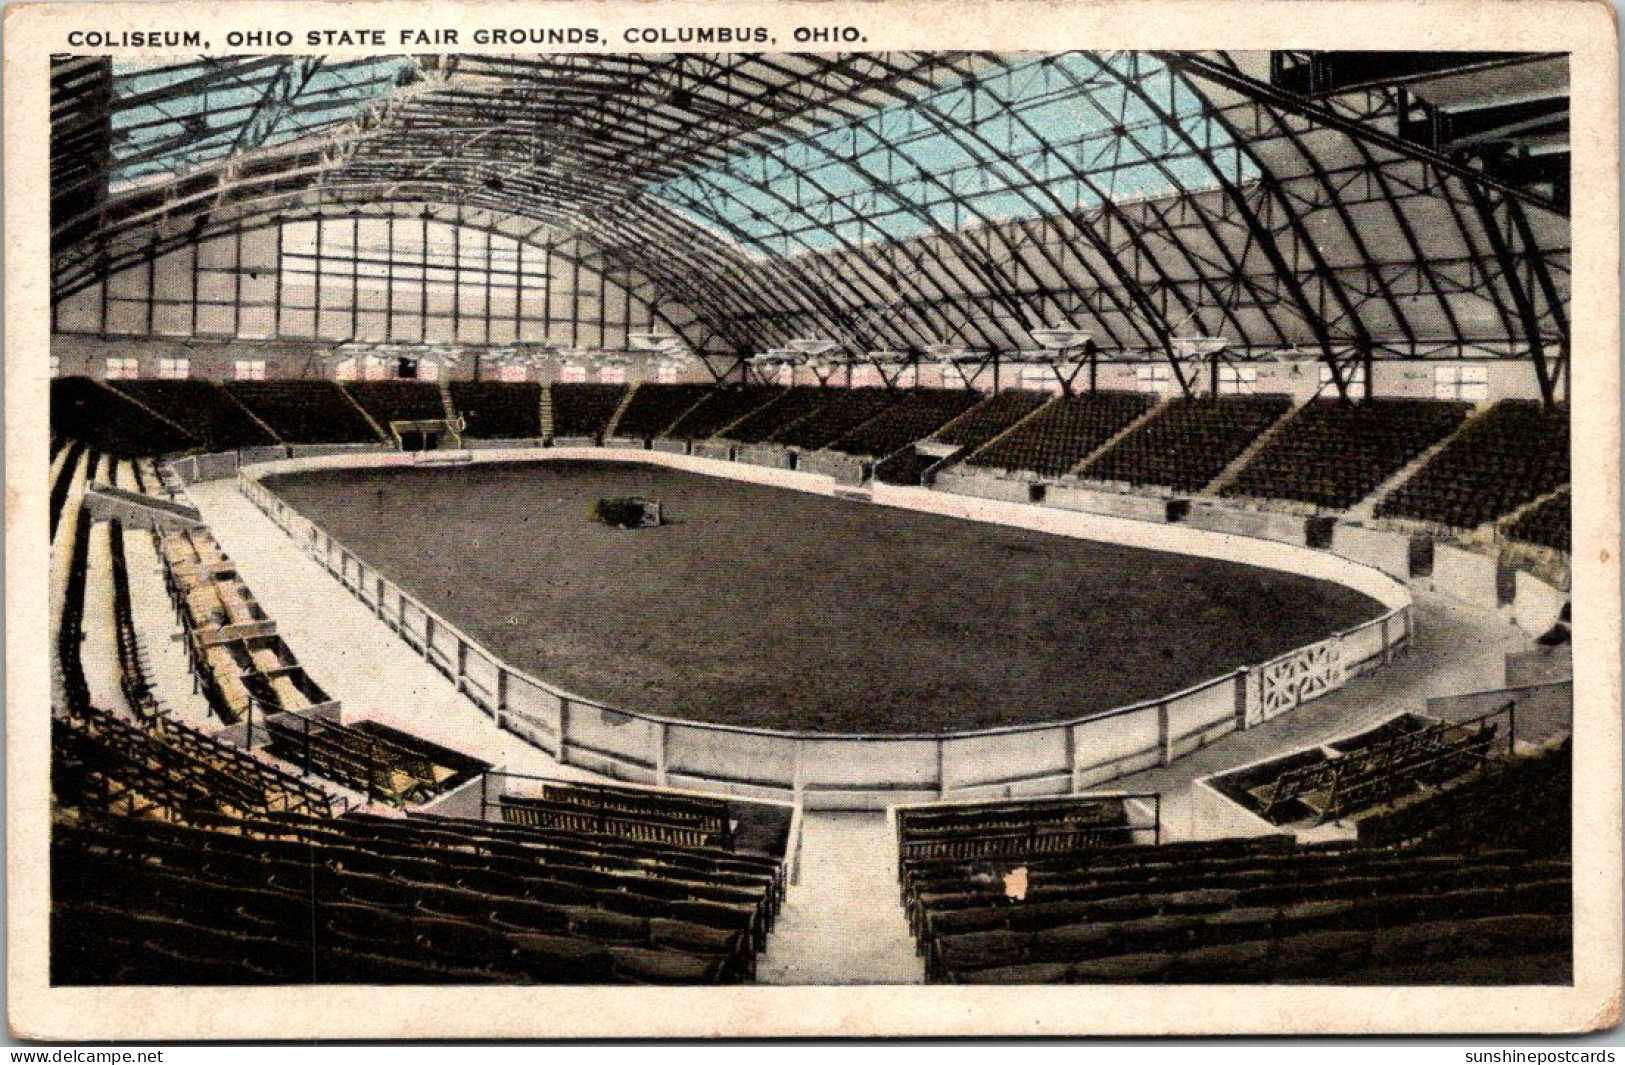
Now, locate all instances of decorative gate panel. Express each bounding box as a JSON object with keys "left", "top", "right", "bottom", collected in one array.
[{"left": 1259, "top": 638, "right": 1345, "bottom": 721}]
